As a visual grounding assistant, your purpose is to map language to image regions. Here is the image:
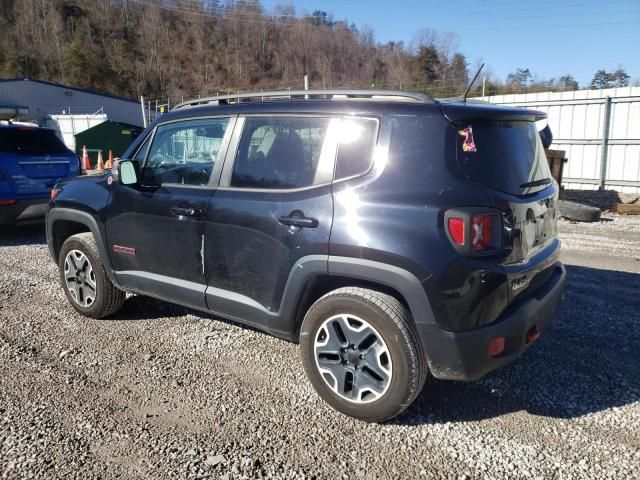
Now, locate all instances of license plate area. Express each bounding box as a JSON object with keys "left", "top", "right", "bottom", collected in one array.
[{"left": 20, "top": 161, "right": 69, "bottom": 179}]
